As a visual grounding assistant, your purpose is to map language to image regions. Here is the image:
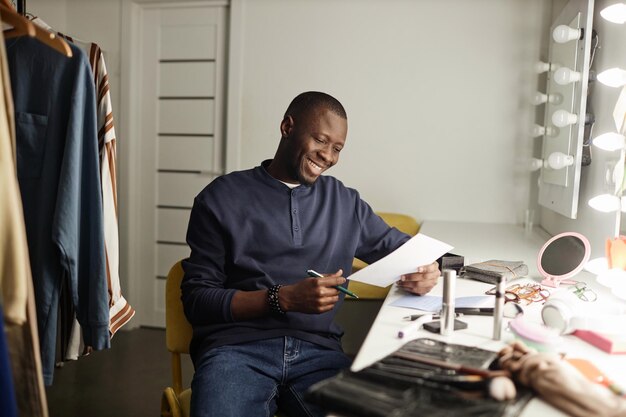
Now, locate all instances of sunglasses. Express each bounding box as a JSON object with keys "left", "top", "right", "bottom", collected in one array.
[{"left": 485, "top": 283, "right": 550, "bottom": 305}]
